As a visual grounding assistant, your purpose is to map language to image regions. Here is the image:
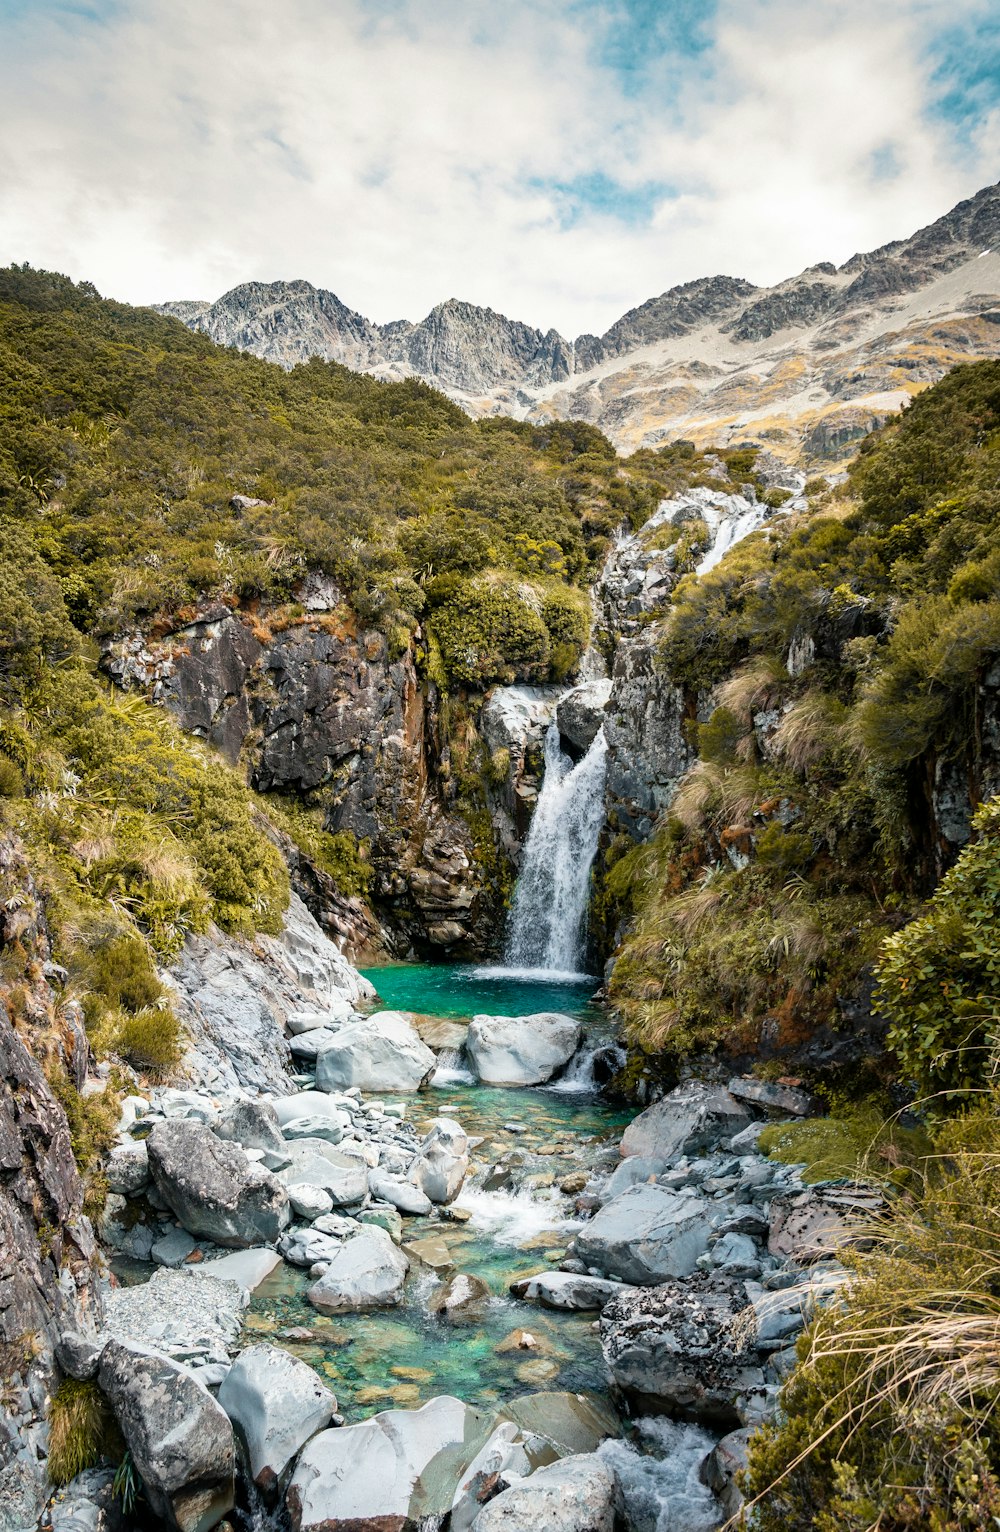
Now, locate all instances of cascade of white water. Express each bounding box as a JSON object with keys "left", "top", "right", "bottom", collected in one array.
[
  {"left": 695, "top": 496, "right": 771, "bottom": 576},
  {"left": 504, "top": 722, "right": 608, "bottom": 975}
]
